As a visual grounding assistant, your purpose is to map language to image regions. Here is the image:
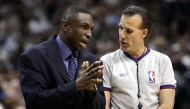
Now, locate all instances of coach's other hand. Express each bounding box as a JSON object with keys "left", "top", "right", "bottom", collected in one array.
[{"left": 76, "top": 61, "right": 103, "bottom": 91}]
